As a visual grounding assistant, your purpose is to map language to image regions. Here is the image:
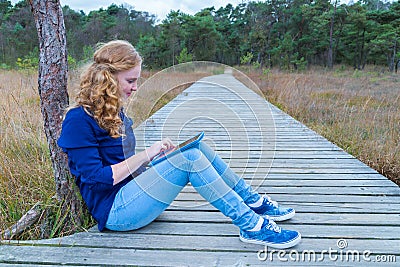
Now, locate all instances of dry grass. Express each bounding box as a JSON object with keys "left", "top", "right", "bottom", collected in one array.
[
  {"left": 0, "top": 70, "right": 55, "bottom": 239},
  {"left": 243, "top": 67, "right": 400, "bottom": 186}
]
